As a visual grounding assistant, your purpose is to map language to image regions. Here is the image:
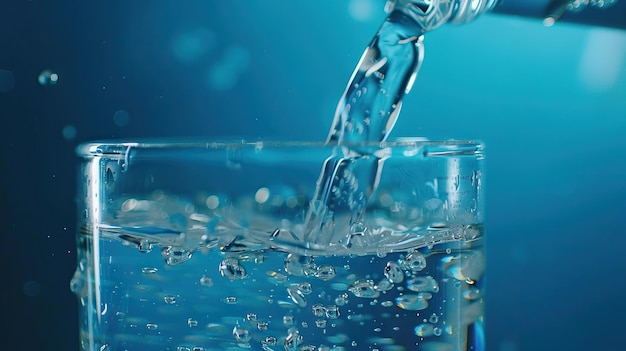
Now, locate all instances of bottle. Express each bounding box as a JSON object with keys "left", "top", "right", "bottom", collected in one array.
[{"left": 386, "top": 0, "right": 625, "bottom": 30}]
